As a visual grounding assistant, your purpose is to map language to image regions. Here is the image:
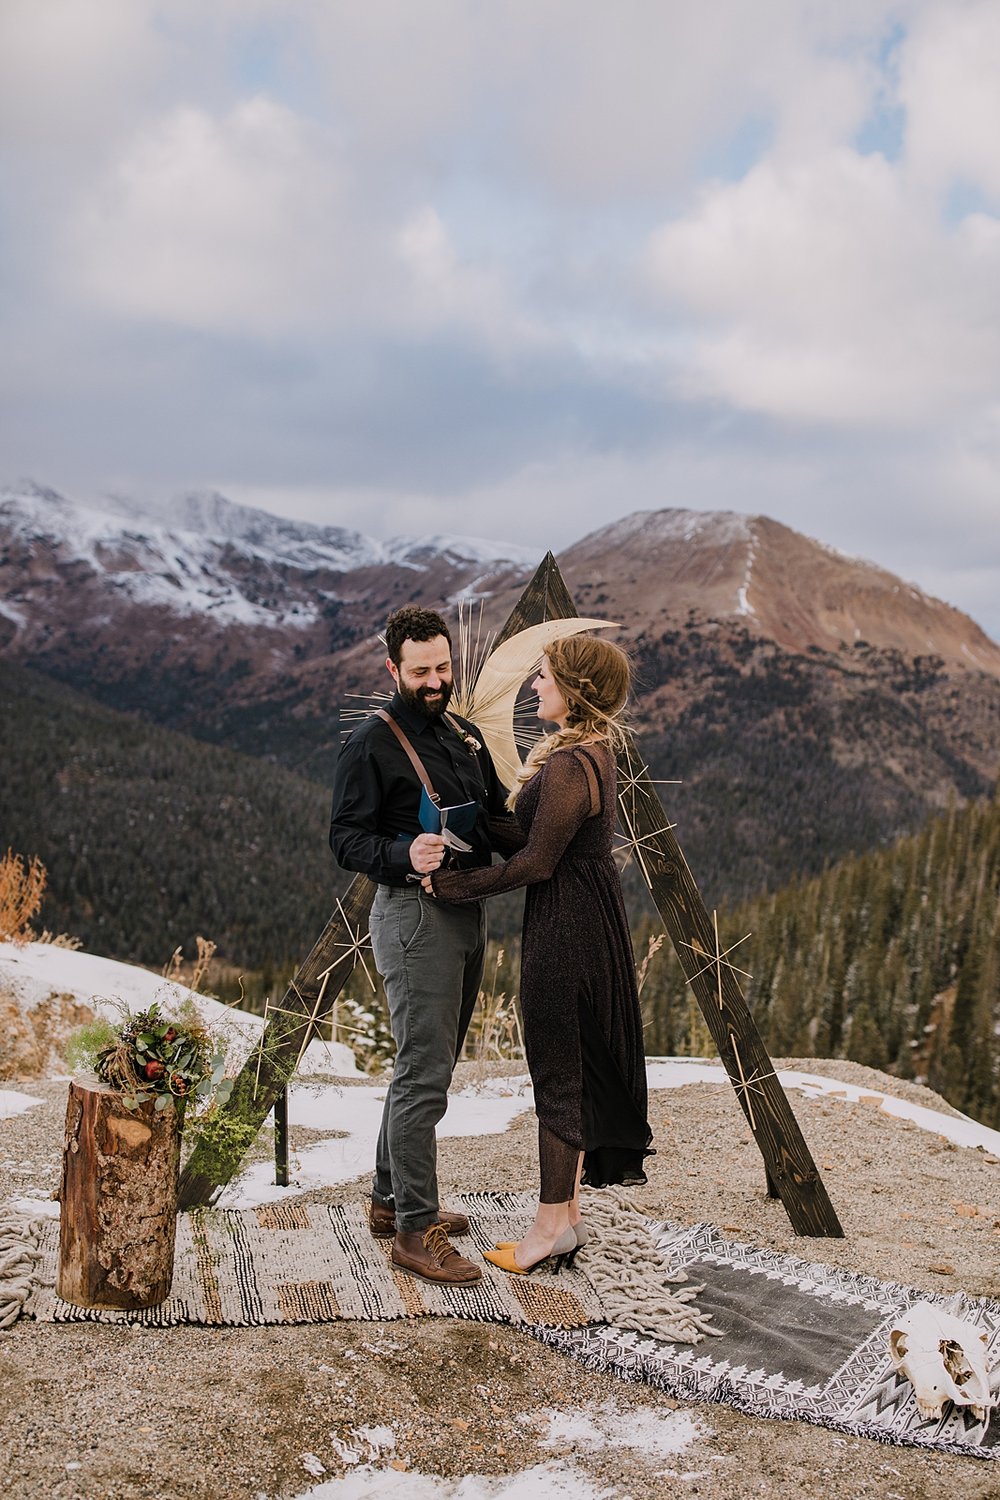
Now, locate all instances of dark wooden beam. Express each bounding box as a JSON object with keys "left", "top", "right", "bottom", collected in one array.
[
  {"left": 274, "top": 1086, "right": 290, "bottom": 1188},
  {"left": 178, "top": 874, "right": 377, "bottom": 1208},
  {"left": 617, "top": 731, "right": 843, "bottom": 1236},
  {"left": 542, "top": 558, "right": 842, "bottom": 1236},
  {"left": 492, "top": 551, "right": 578, "bottom": 648}
]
